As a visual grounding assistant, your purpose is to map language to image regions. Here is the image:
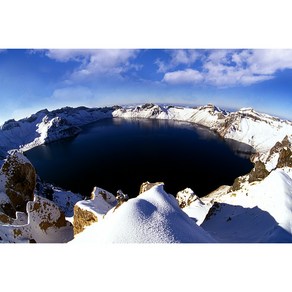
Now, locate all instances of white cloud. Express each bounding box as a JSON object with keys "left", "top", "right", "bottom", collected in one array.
[
  {"left": 202, "top": 57, "right": 273, "bottom": 87},
  {"left": 162, "top": 49, "right": 292, "bottom": 87},
  {"left": 156, "top": 58, "right": 168, "bottom": 73},
  {"left": 46, "top": 49, "right": 140, "bottom": 81},
  {"left": 156, "top": 49, "right": 200, "bottom": 73},
  {"left": 171, "top": 49, "right": 199, "bottom": 66},
  {"left": 163, "top": 69, "right": 203, "bottom": 84},
  {"left": 46, "top": 49, "right": 292, "bottom": 87},
  {"left": 206, "top": 49, "right": 233, "bottom": 64},
  {"left": 248, "top": 49, "right": 292, "bottom": 74},
  {"left": 46, "top": 49, "right": 95, "bottom": 62}
]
